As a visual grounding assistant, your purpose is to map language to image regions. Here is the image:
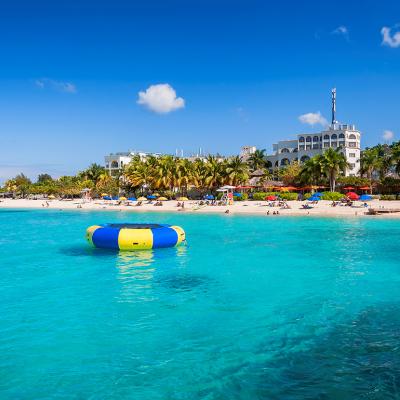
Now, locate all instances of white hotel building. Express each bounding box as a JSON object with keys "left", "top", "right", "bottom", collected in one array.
[
  {"left": 264, "top": 89, "right": 361, "bottom": 176},
  {"left": 105, "top": 151, "right": 162, "bottom": 176}
]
